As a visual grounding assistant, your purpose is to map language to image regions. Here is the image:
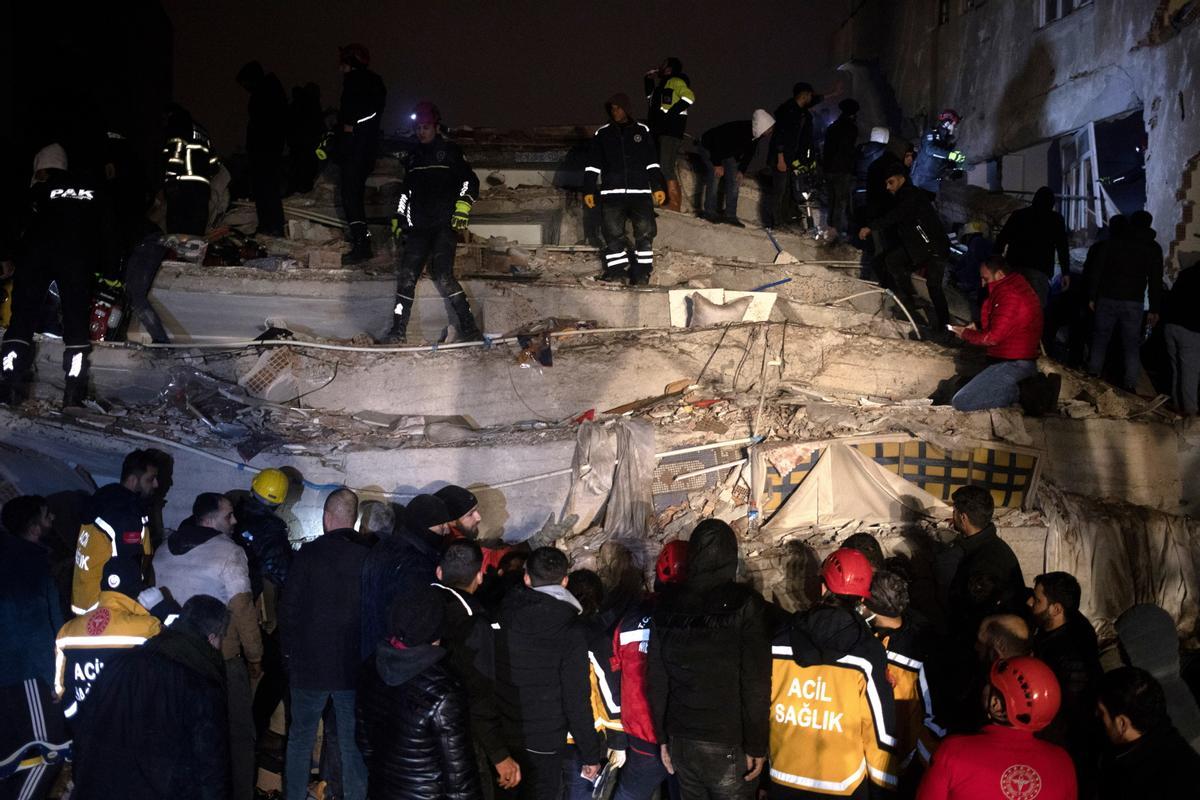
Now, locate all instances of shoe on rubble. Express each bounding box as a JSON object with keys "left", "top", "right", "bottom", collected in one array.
[
  {"left": 721, "top": 216, "right": 746, "bottom": 228},
  {"left": 594, "top": 271, "right": 627, "bottom": 285},
  {"left": 378, "top": 329, "right": 407, "bottom": 345}
]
